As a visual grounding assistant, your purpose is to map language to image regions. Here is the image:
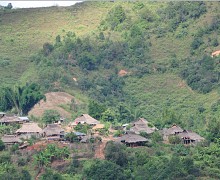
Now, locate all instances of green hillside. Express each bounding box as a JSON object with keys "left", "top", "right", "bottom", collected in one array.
[
  {"left": 1, "top": 2, "right": 220, "bottom": 179},
  {"left": 0, "top": 2, "right": 113, "bottom": 86},
  {"left": 1, "top": 1, "right": 220, "bottom": 130}
]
